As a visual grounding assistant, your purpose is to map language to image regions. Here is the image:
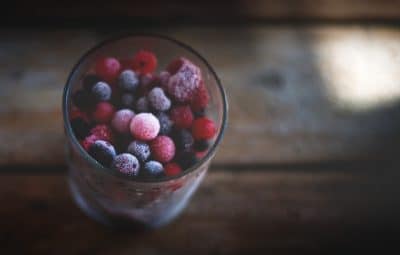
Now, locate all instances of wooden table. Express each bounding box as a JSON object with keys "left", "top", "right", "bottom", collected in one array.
[{"left": 2, "top": 25, "right": 400, "bottom": 254}]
